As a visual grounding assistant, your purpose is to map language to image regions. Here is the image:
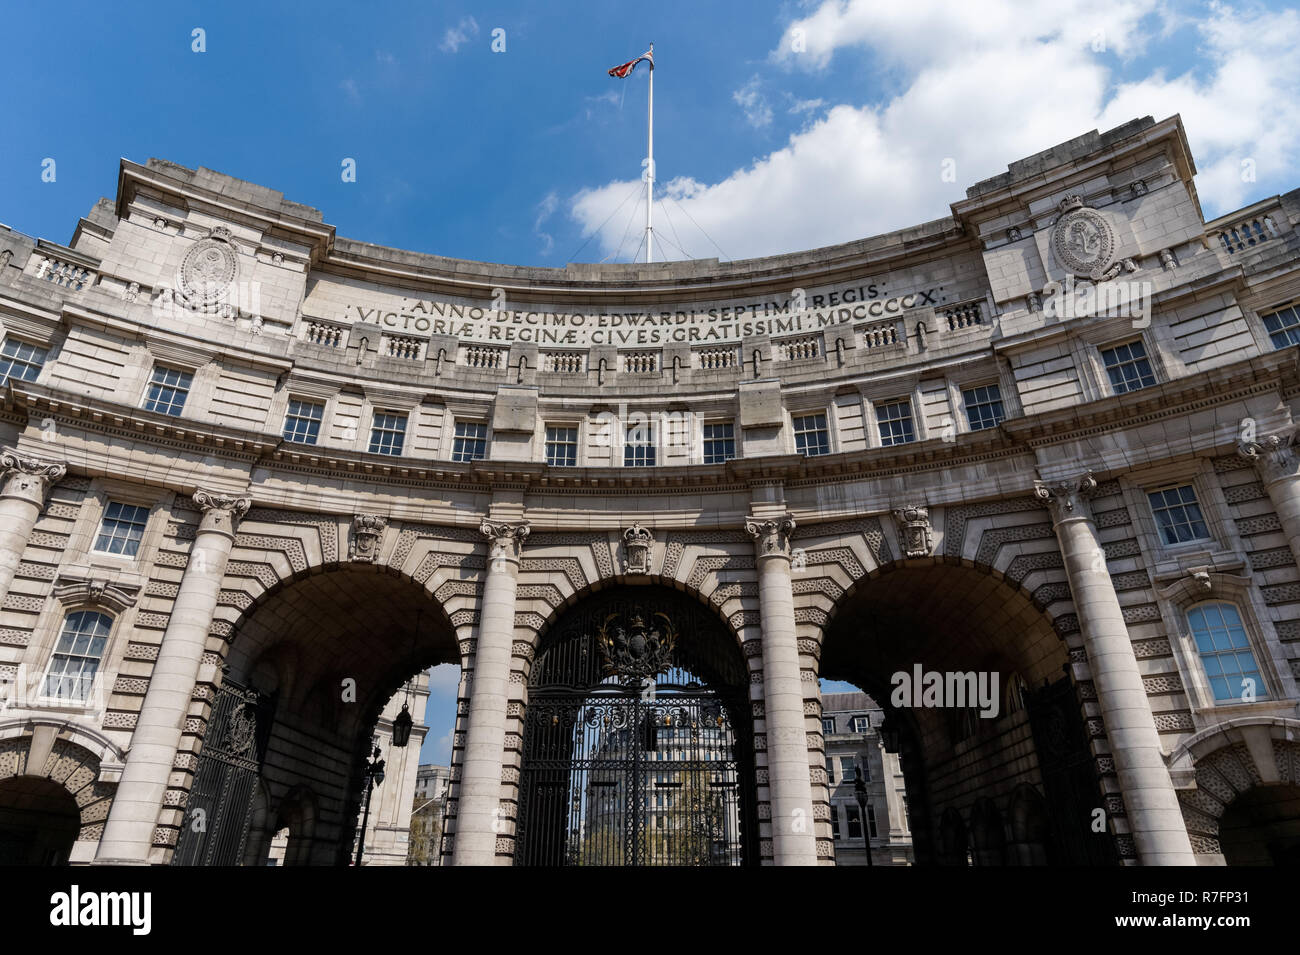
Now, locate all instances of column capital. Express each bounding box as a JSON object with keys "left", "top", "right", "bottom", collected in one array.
[
  {"left": 0, "top": 448, "right": 67, "bottom": 502},
  {"left": 193, "top": 489, "right": 252, "bottom": 536},
  {"left": 745, "top": 514, "right": 796, "bottom": 559},
  {"left": 480, "top": 519, "right": 530, "bottom": 565},
  {"left": 1237, "top": 430, "right": 1300, "bottom": 484},
  {"left": 1033, "top": 472, "right": 1098, "bottom": 524}
]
